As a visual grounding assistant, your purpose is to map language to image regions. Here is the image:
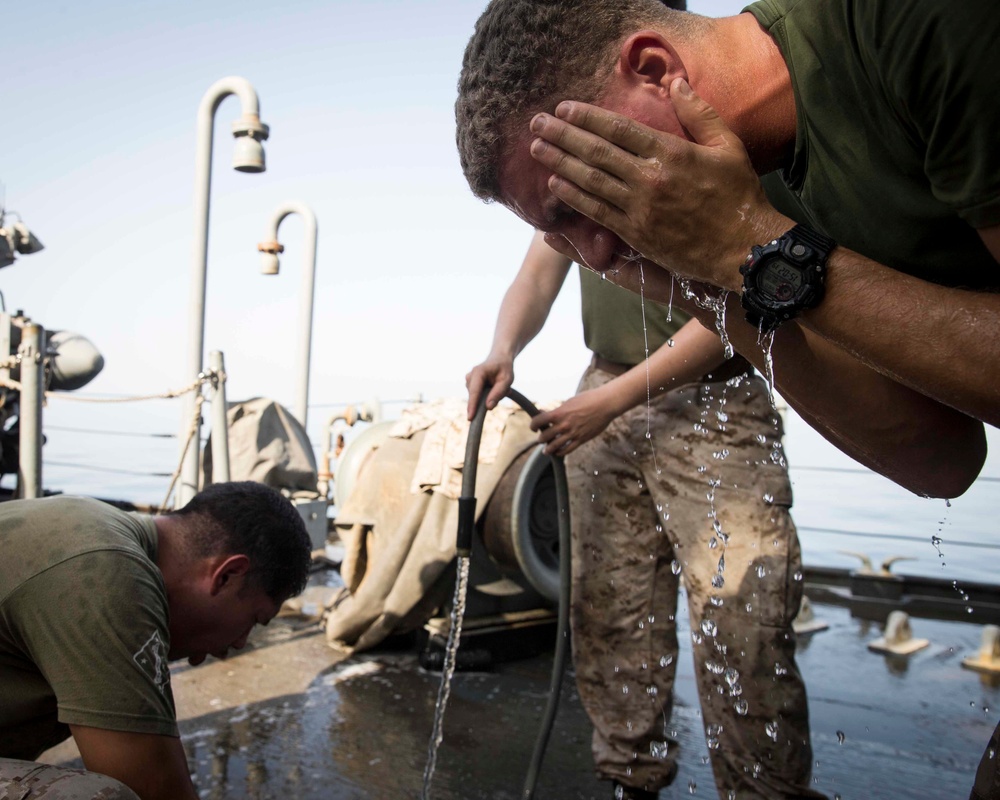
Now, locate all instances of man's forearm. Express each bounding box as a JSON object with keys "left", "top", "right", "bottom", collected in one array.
[
  {"left": 488, "top": 231, "right": 572, "bottom": 360},
  {"left": 715, "top": 295, "right": 988, "bottom": 498},
  {"left": 600, "top": 319, "right": 730, "bottom": 418},
  {"left": 801, "top": 245, "right": 1000, "bottom": 428},
  {"left": 70, "top": 726, "right": 200, "bottom": 800}
]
